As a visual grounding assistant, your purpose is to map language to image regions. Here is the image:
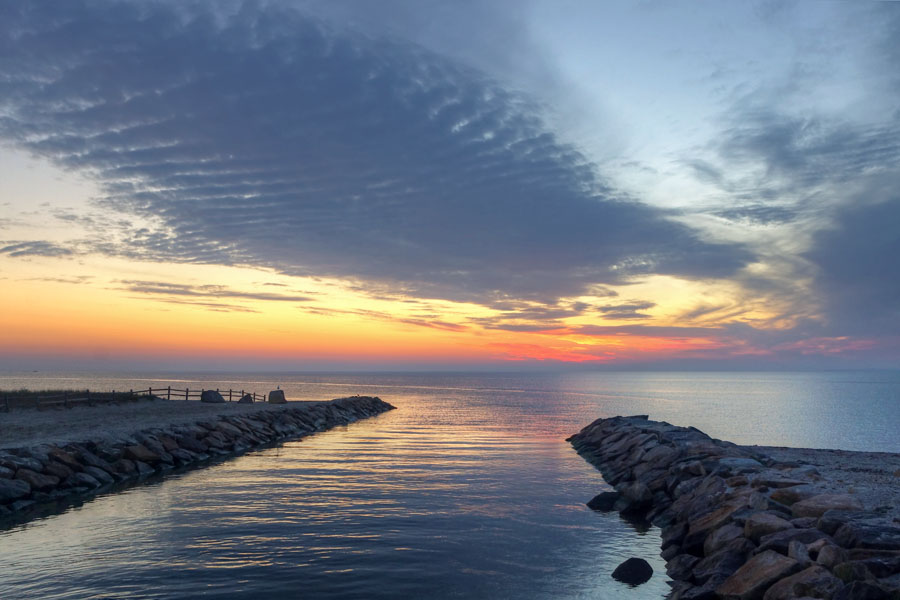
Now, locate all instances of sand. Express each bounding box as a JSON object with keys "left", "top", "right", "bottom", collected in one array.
[{"left": 747, "top": 445, "right": 900, "bottom": 524}]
